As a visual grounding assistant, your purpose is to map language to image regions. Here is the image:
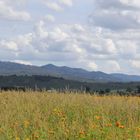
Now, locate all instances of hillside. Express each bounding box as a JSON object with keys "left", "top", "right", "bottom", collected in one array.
[
  {"left": 0, "top": 61, "right": 140, "bottom": 82},
  {"left": 0, "top": 75, "right": 140, "bottom": 92}
]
